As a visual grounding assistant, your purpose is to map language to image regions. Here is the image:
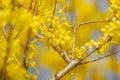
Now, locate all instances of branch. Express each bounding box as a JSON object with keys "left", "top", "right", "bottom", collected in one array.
[
  {"left": 78, "top": 36, "right": 112, "bottom": 62},
  {"left": 80, "top": 50, "right": 119, "bottom": 64},
  {"left": 13, "top": 55, "right": 19, "bottom": 64},
  {"left": 14, "top": 29, "right": 23, "bottom": 39},
  {"left": 52, "top": 46, "right": 71, "bottom": 63},
  {"left": 36, "top": 23, "right": 71, "bottom": 63},
  {"left": 28, "top": 0, "right": 33, "bottom": 12},
  {"left": 51, "top": 4, "right": 119, "bottom": 80},
  {"left": 72, "top": 27, "right": 77, "bottom": 59},
  {"left": 70, "top": 16, "right": 114, "bottom": 59},
  {"left": 64, "top": 0, "right": 68, "bottom": 17},
  {"left": 0, "top": 25, "right": 14, "bottom": 80},
  {"left": 35, "top": 34, "right": 43, "bottom": 39},
  {"left": 75, "top": 9, "right": 120, "bottom": 29},
  {"left": 50, "top": 0, "right": 57, "bottom": 28},
  {"left": 51, "top": 36, "right": 112, "bottom": 80},
  {"left": 32, "top": 0, "right": 38, "bottom": 15},
  {"left": 36, "top": 34, "right": 71, "bottom": 63},
  {"left": 51, "top": 60, "right": 79, "bottom": 80},
  {"left": 36, "top": 33, "right": 71, "bottom": 63},
  {"left": 22, "top": 29, "right": 31, "bottom": 69},
  {"left": 52, "top": 0, "right": 57, "bottom": 17},
  {"left": 76, "top": 19, "right": 111, "bottom": 29},
  {"left": 3, "top": 26, "right": 8, "bottom": 40},
  {"left": 52, "top": 50, "right": 119, "bottom": 80}
]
